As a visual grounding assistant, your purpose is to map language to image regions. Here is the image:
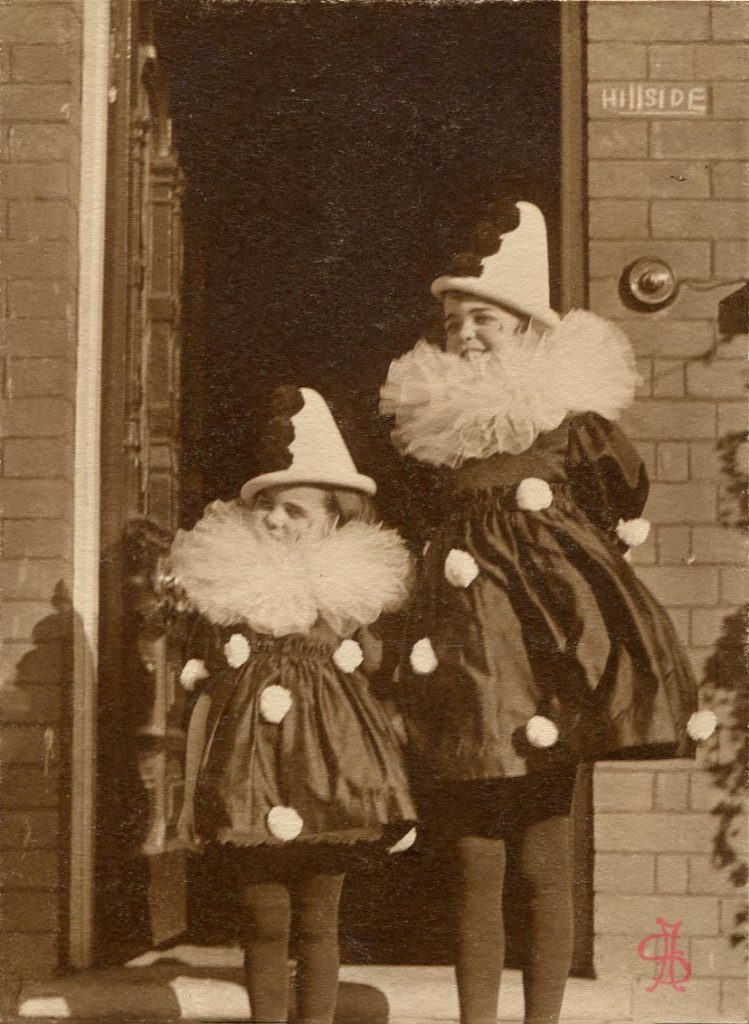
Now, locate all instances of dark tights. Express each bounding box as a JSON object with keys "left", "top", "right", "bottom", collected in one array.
[
  {"left": 452, "top": 774, "right": 576, "bottom": 1024},
  {"left": 239, "top": 850, "right": 345, "bottom": 1024}
]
